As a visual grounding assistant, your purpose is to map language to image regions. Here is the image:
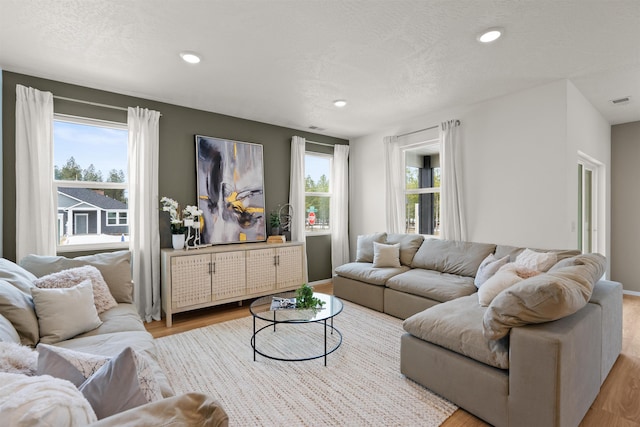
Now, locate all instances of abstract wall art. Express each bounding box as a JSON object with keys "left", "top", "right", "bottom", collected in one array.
[{"left": 195, "top": 135, "right": 266, "bottom": 244}]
